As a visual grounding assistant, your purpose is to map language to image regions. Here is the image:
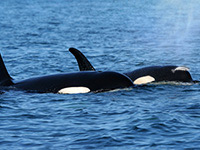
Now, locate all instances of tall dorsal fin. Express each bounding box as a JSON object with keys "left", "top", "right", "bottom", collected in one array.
[
  {"left": 0, "top": 54, "right": 14, "bottom": 86},
  {"left": 69, "top": 48, "right": 96, "bottom": 71}
]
